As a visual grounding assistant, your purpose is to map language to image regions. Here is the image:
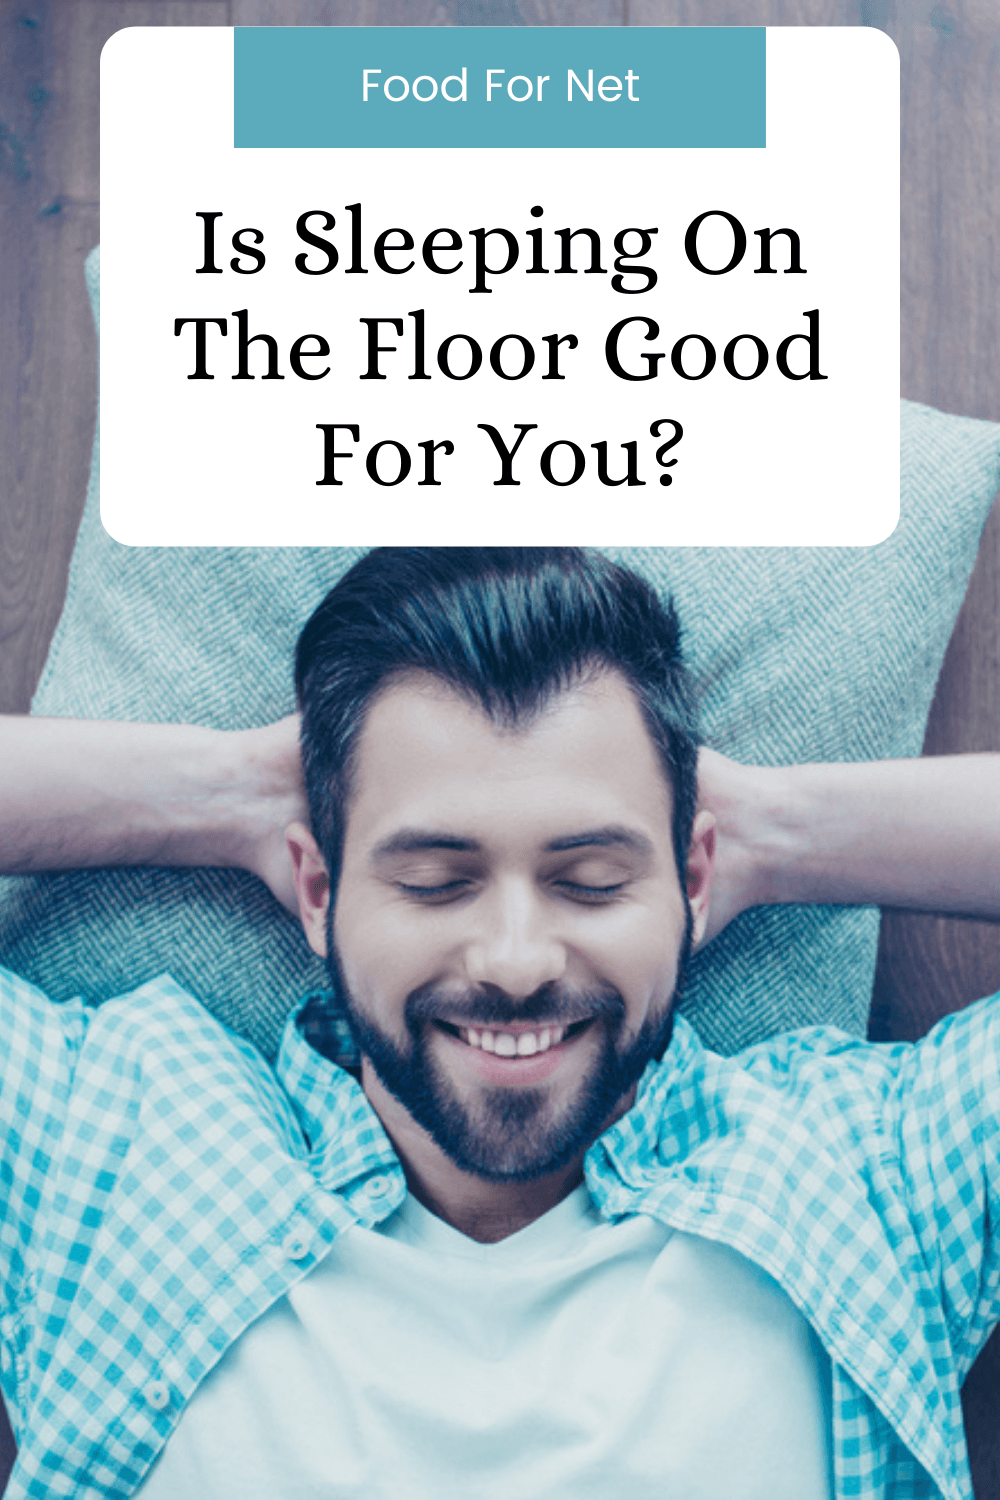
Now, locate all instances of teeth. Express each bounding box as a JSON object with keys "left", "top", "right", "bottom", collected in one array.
[{"left": 457, "top": 1024, "right": 569, "bottom": 1055}]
